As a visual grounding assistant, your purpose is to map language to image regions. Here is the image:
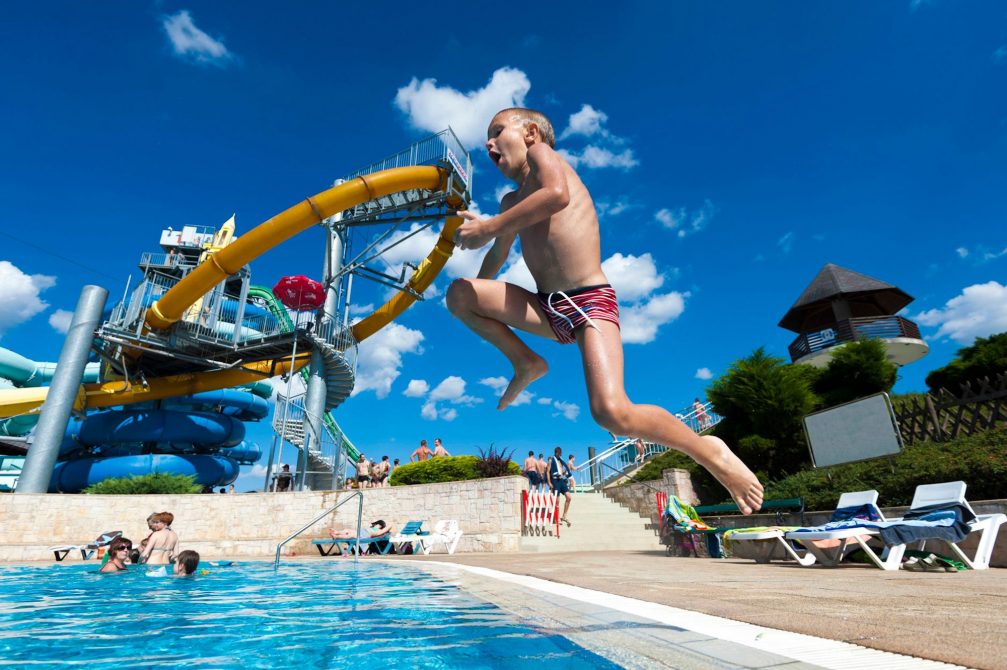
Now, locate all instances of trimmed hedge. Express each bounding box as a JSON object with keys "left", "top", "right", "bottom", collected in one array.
[
  {"left": 631, "top": 429, "right": 1007, "bottom": 510},
  {"left": 765, "top": 428, "right": 1007, "bottom": 509},
  {"left": 83, "top": 473, "right": 203, "bottom": 494},
  {"left": 389, "top": 455, "right": 520, "bottom": 486}
]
